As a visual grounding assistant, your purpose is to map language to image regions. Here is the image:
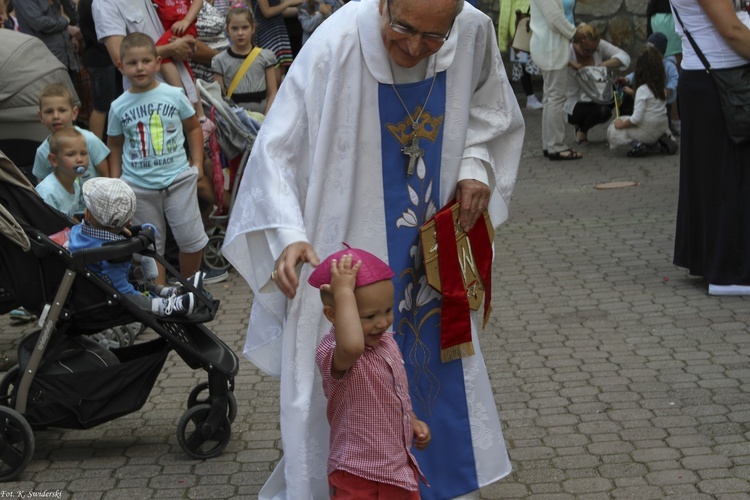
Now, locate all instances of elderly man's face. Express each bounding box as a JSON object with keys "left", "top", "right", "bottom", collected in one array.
[{"left": 379, "top": 0, "right": 456, "bottom": 68}]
